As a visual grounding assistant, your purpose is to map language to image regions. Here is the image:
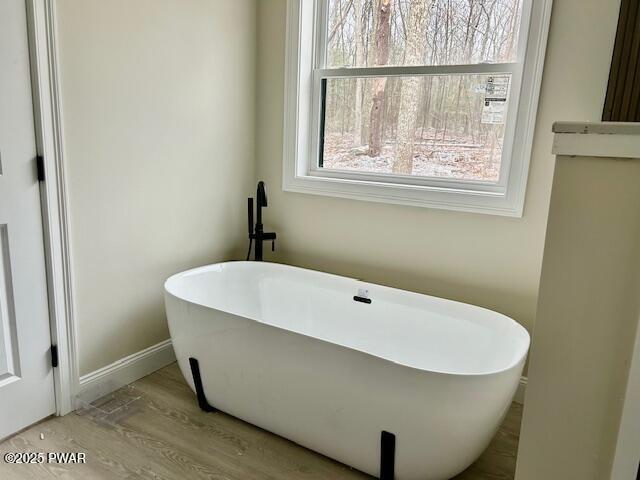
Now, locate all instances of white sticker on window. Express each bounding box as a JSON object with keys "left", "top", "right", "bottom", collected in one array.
[{"left": 482, "top": 75, "right": 510, "bottom": 125}]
